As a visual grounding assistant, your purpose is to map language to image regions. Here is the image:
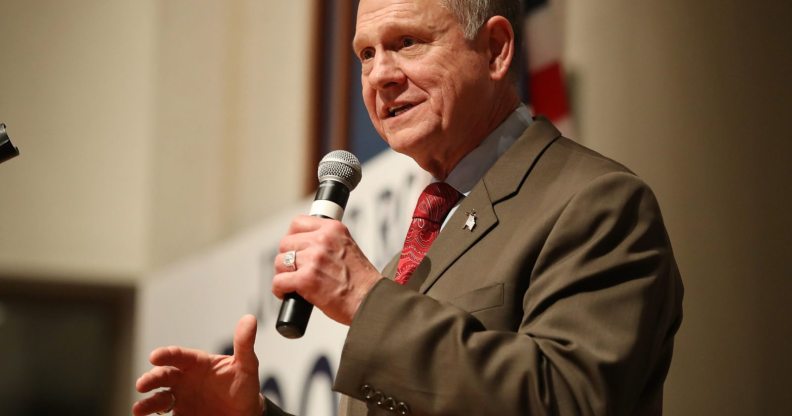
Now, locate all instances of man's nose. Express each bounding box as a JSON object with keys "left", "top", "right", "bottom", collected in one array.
[{"left": 367, "top": 52, "right": 405, "bottom": 90}]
